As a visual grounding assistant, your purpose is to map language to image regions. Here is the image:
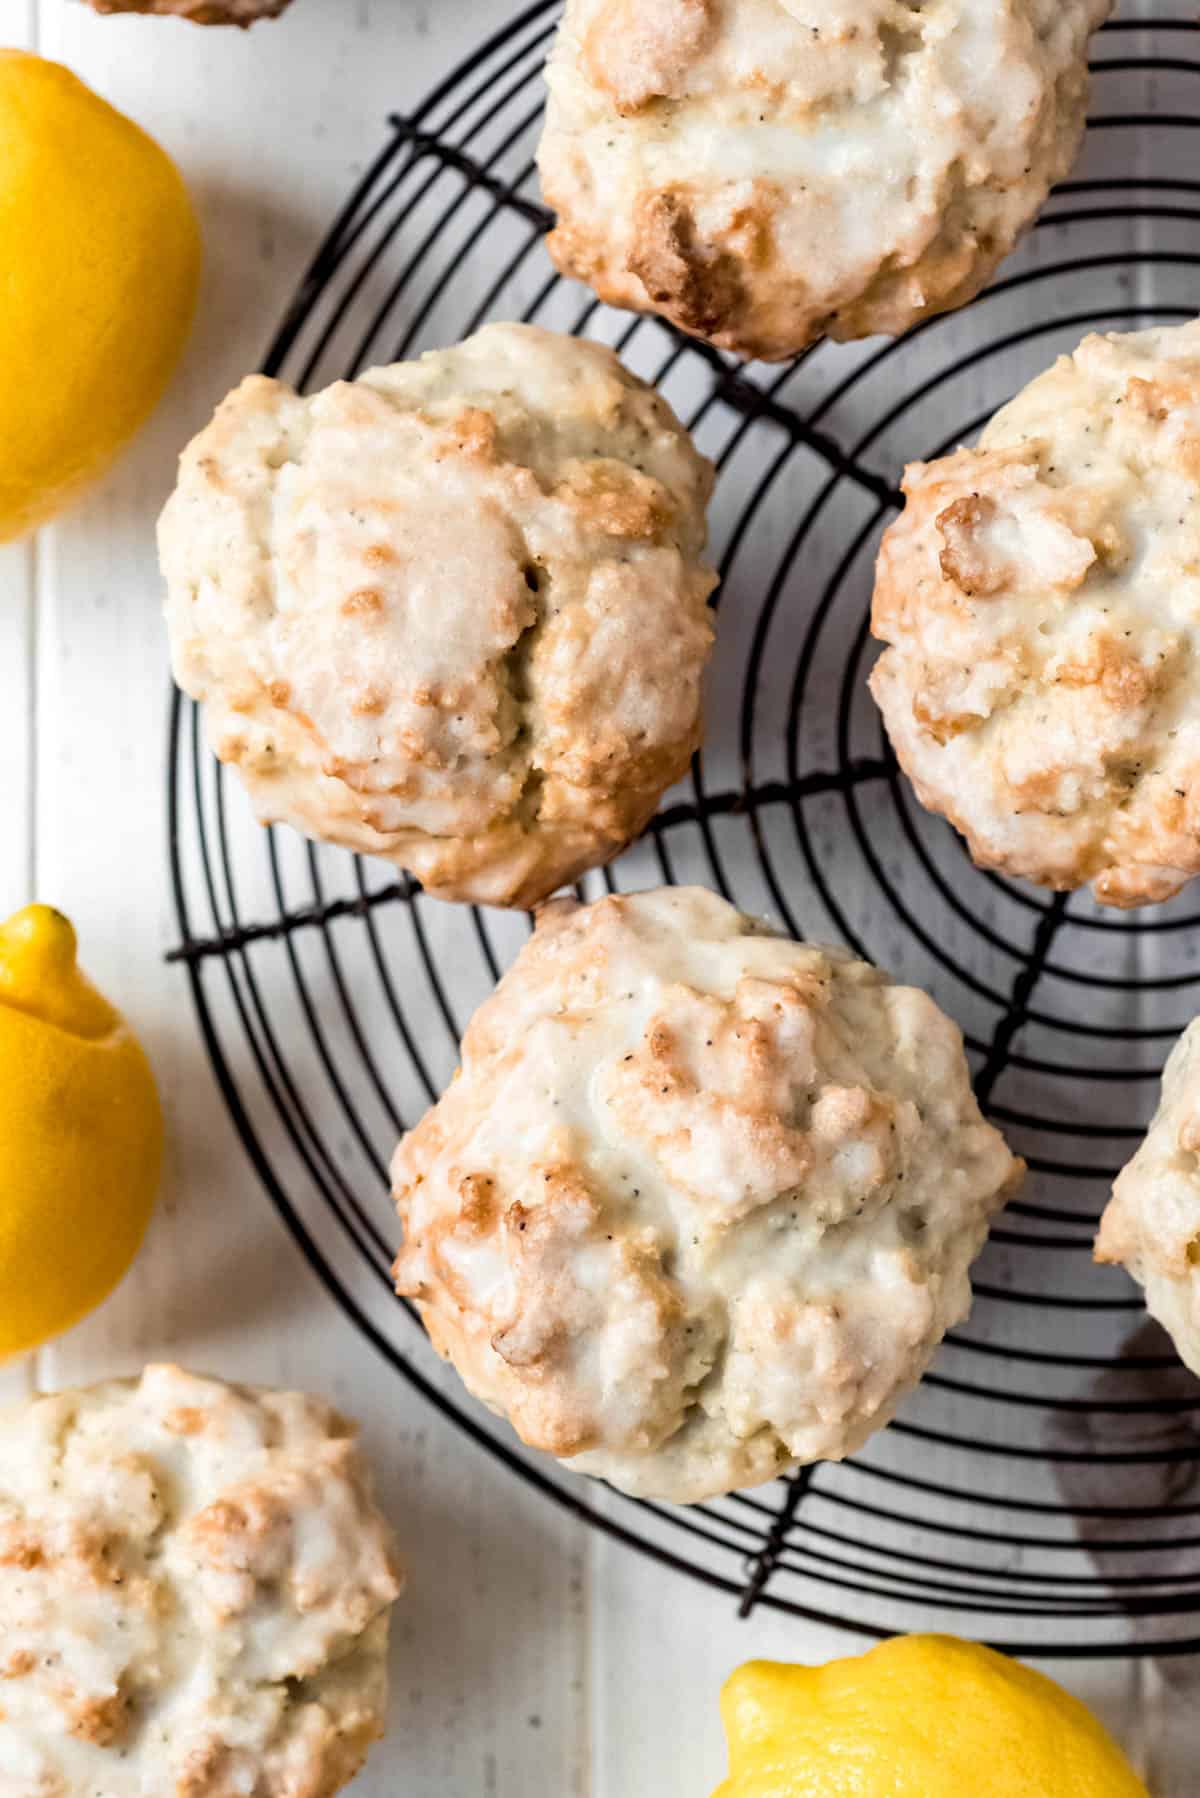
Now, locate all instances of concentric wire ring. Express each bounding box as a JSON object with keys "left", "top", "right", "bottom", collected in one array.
[{"left": 168, "top": 2, "right": 1200, "bottom": 1652}]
